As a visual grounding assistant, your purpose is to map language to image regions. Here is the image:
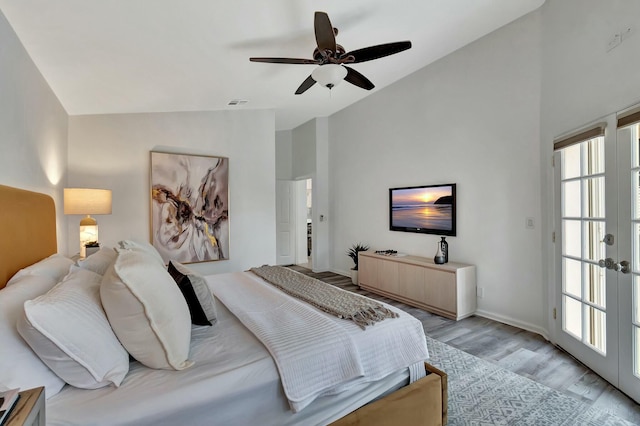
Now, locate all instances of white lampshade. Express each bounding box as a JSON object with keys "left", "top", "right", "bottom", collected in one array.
[
  {"left": 312, "top": 64, "right": 347, "bottom": 89},
  {"left": 64, "top": 188, "right": 112, "bottom": 215},
  {"left": 64, "top": 188, "right": 112, "bottom": 257}
]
